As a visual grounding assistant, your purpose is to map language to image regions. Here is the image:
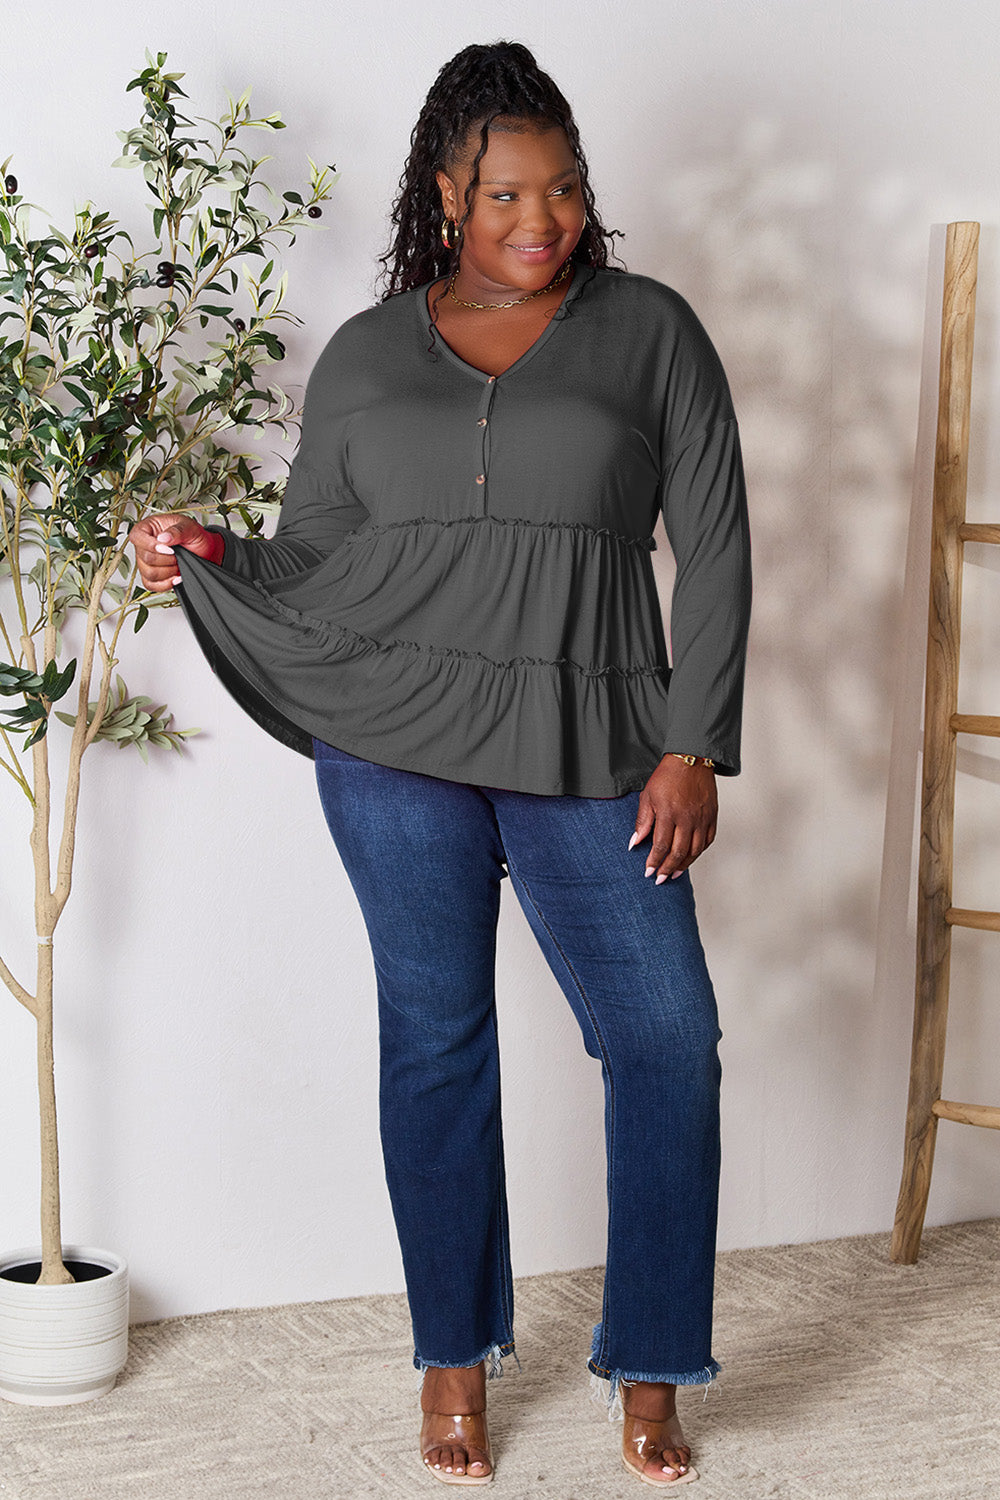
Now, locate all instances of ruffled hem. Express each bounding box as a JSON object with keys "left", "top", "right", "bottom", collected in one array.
[{"left": 173, "top": 540, "right": 673, "bottom": 797}]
